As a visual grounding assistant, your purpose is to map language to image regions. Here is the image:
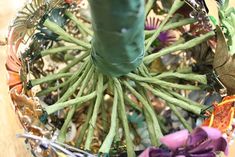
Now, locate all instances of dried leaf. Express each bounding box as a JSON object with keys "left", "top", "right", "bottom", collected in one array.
[{"left": 213, "top": 26, "right": 235, "bottom": 94}]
